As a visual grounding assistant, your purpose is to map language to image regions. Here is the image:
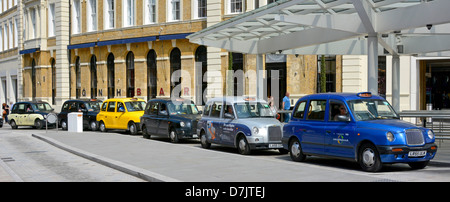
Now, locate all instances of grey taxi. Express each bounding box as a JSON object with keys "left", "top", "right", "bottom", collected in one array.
[{"left": 197, "top": 96, "right": 286, "bottom": 155}]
